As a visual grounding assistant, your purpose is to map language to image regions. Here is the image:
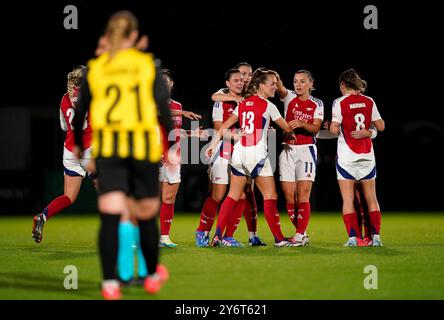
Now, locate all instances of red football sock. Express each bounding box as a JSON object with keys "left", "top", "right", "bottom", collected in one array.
[
  {"left": 225, "top": 199, "right": 245, "bottom": 238},
  {"left": 369, "top": 211, "right": 382, "bottom": 235},
  {"left": 160, "top": 202, "right": 174, "bottom": 236},
  {"left": 214, "top": 196, "right": 237, "bottom": 239},
  {"left": 243, "top": 189, "right": 258, "bottom": 232},
  {"left": 296, "top": 202, "right": 311, "bottom": 235},
  {"left": 363, "top": 210, "right": 372, "bottom": 238},
  {"left": 42, "top": 195, "right": 72, "bottom": 220},
  {"left": 197, "top": 196, "right": 219, "bottom": 232},
  {"left": 263, "top": 199, "right": 285, "bottom": 242},
  {"left": 286, "top": 202, "right": 297, "bottom": 230},
  {"left": 343, "top": 213, "right": 360, "bottom": 237},
  {"left": 354, "top": 200, "right": 364, "bottom": 239}
]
